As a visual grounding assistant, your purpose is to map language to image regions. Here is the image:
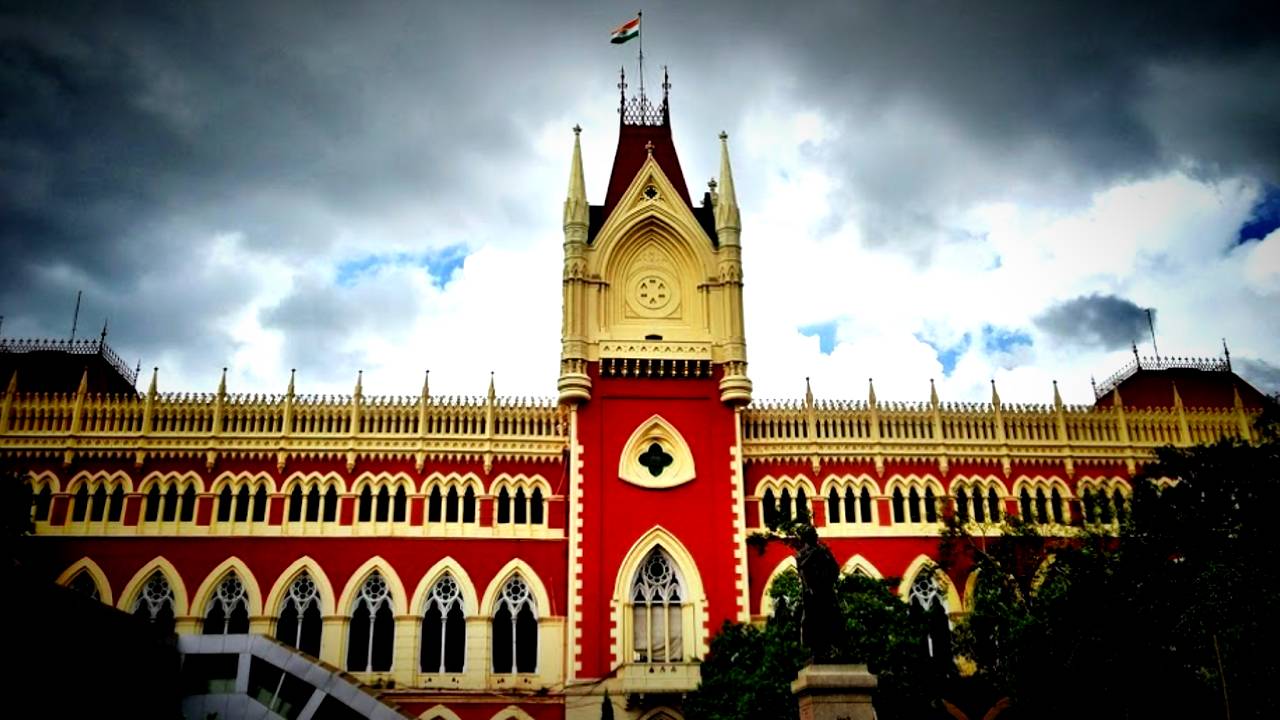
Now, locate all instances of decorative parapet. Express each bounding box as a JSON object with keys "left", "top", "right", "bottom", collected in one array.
[
  {"left": 0, "top": 336, "right": 139, "bottom": 387},
  {"left": 0, "top": 383, "right": 567, "bottom": 471},
  {"left": 743, "top": 391, "right": 1256, "bottom": 474},
  {"left": 1094, "top": 354, "right": 1229, "bottom": 399}
]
